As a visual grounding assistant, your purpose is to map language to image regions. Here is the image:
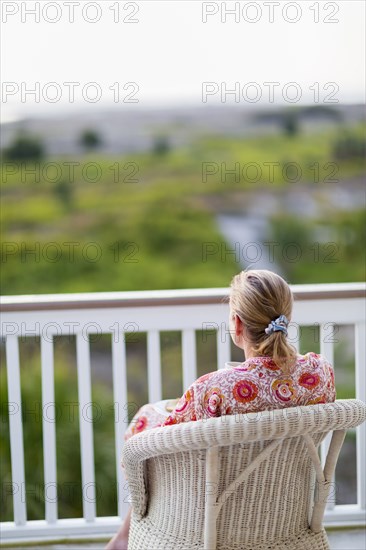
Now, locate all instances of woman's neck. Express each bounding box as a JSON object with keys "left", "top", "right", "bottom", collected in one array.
[{"left": 243, "top": 341, "right": 256, "bottom": 361}]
